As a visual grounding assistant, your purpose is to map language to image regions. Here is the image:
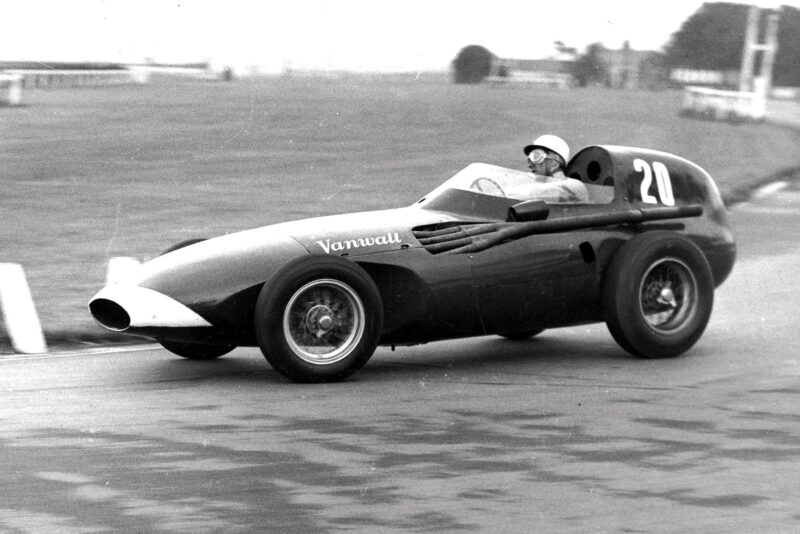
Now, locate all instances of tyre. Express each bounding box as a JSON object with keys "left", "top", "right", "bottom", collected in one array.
[
  {"left": 254, "top": 255, "right": 383, "bottom": 383},
  {"left": 602, "top": 232, "right": 714, "bottom": 359},
  {"left": 501, "top": 328, "right": 545, "bottom": 341},
  {"left": 160, "top": 238, "right": 208, "bottom": 256},
  {"left": 159, "top": 340, "right": 235, "bottom": 360}
]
